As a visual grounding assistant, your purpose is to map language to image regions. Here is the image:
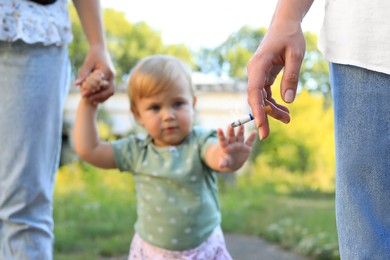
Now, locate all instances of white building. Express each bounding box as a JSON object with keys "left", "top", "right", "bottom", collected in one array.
[{"left": 64, "top": 73, "right": 253, "bottom": 136}]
